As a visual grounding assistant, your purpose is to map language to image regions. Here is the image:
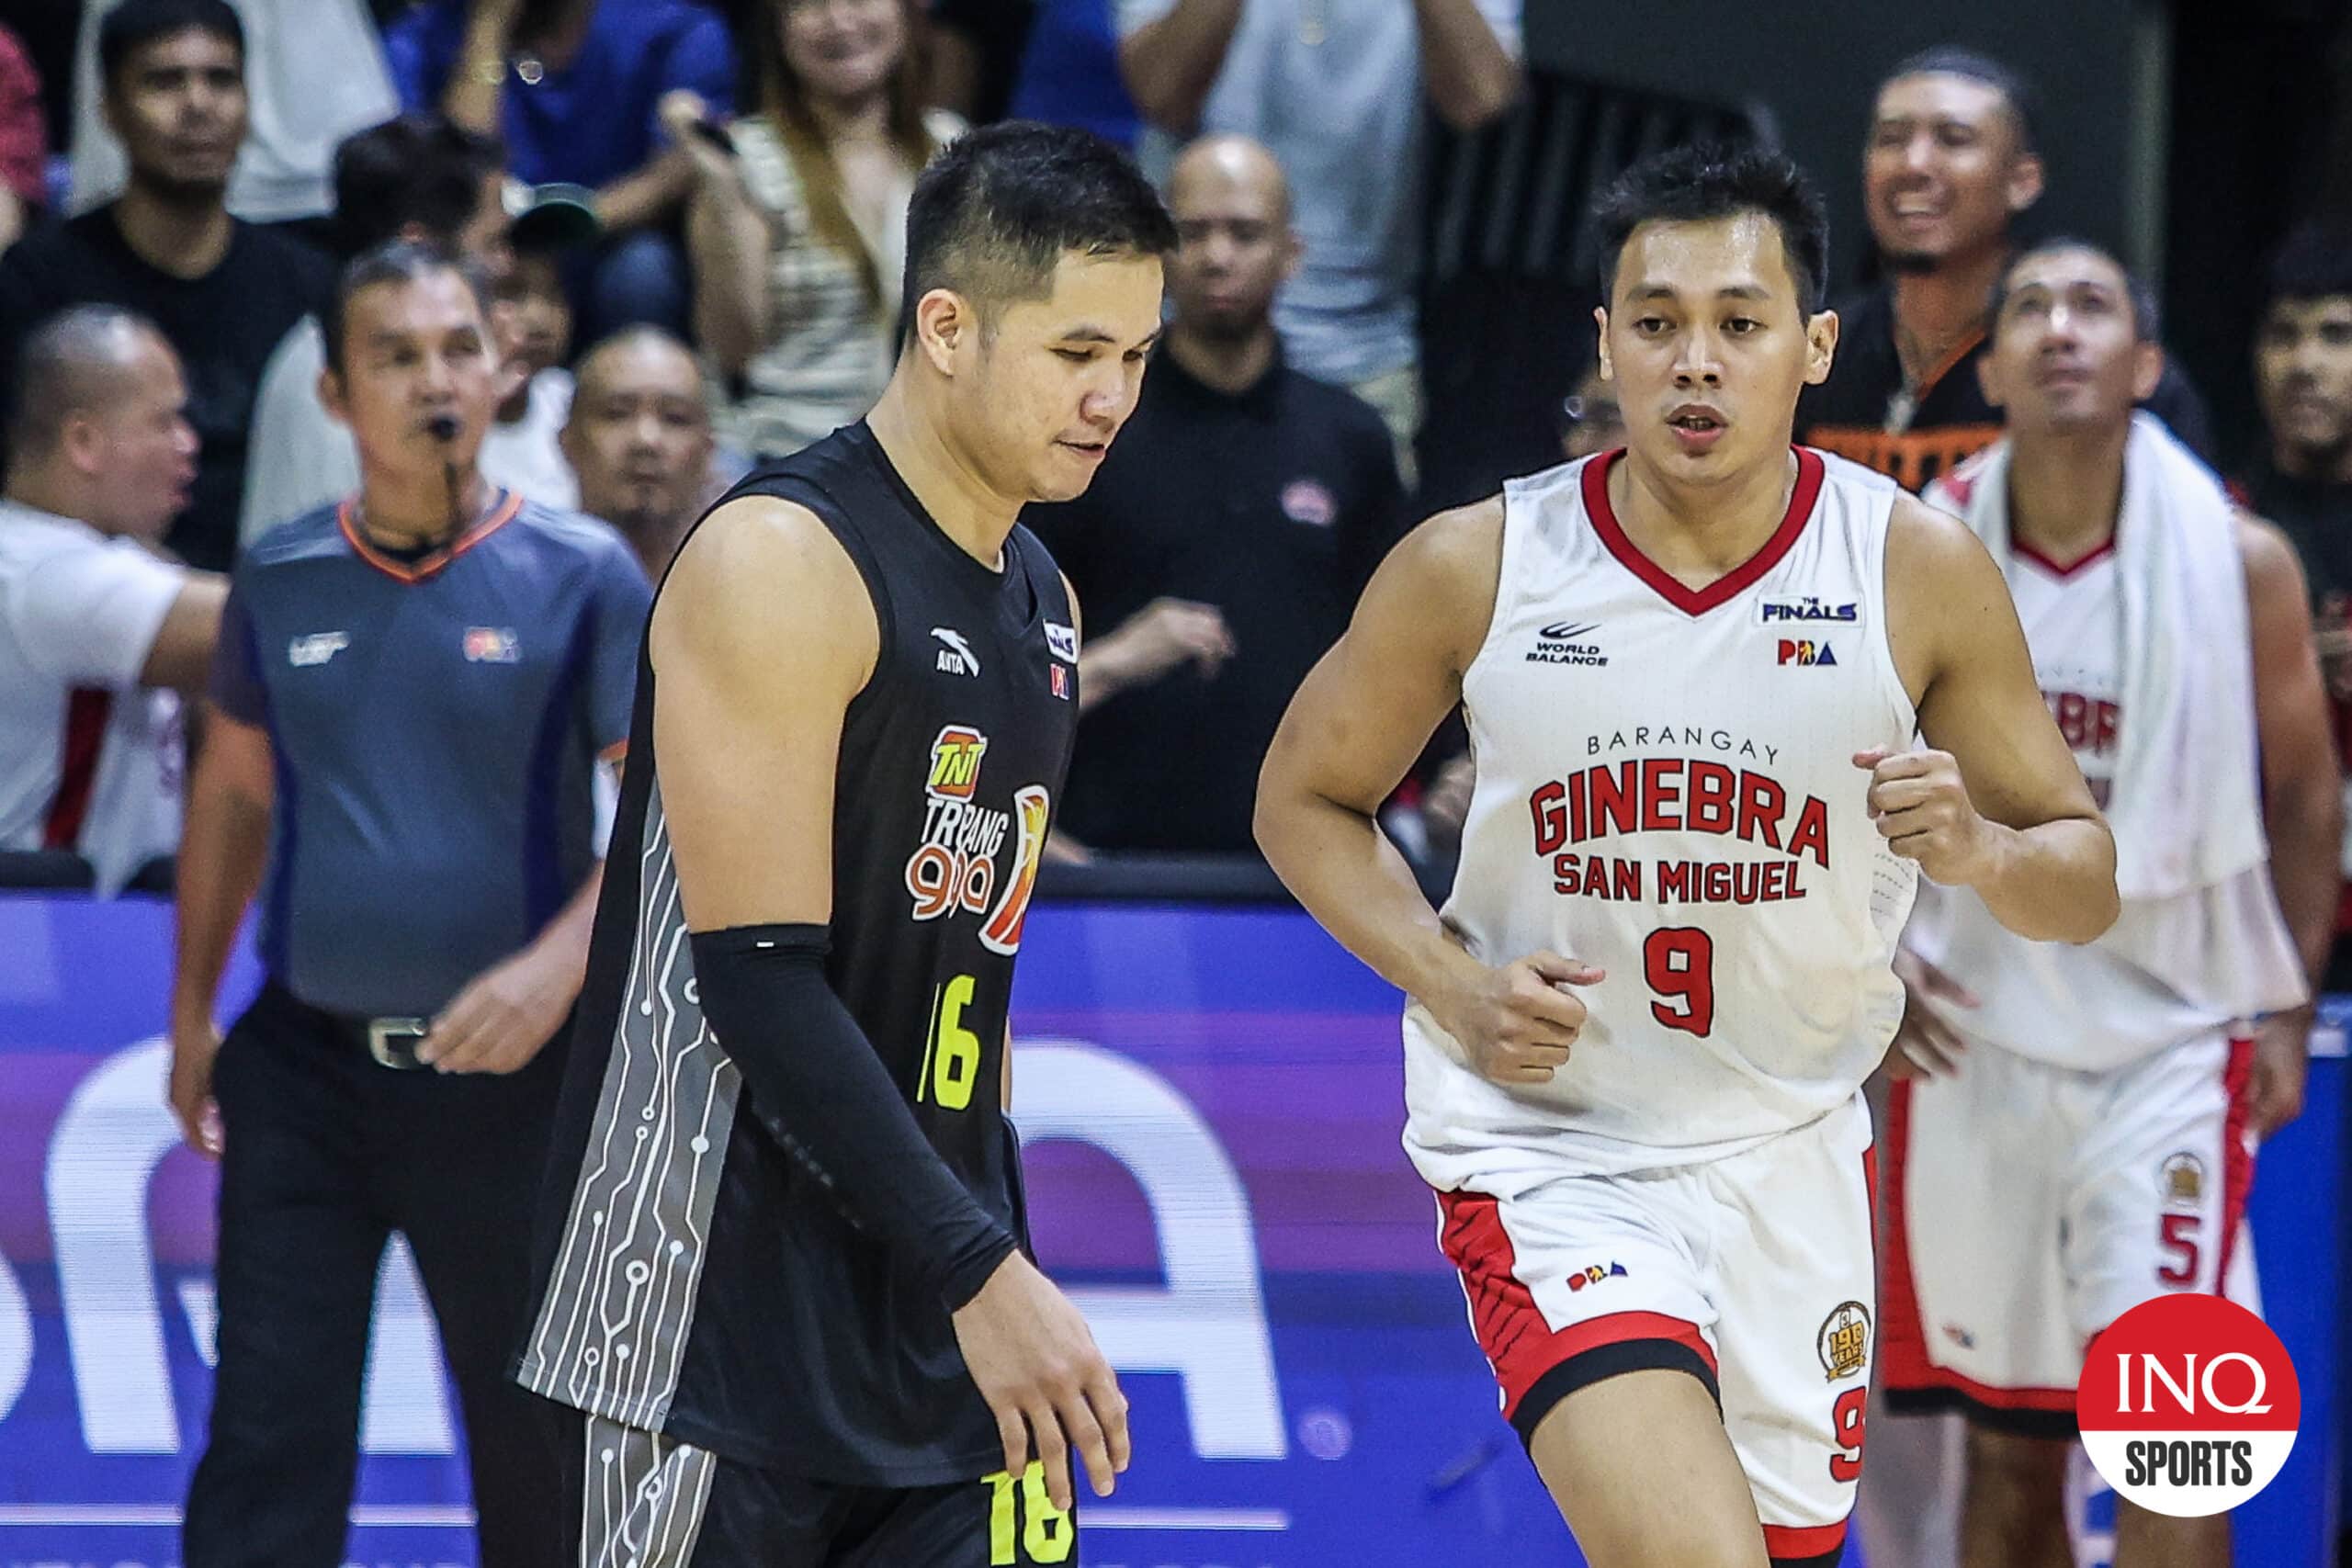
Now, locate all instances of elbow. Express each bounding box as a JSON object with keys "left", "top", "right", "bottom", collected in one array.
[
  {"left": 2061, "top": 831, "right": 2123, "bottom": 945},
  {"left": 1433, "top": 64, "right": 1522, "bottom": 134}
]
